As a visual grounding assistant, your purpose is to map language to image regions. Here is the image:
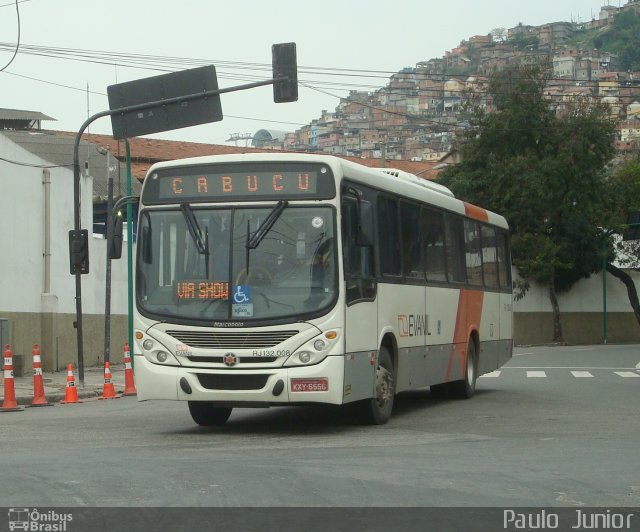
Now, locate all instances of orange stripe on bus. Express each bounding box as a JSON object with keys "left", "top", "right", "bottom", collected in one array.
[
  {"left": 445, "top": 288, "right": 484, "bottom": 381},
  {"left": 464, "top": 202, "right": 489, "bottom": 222}
]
